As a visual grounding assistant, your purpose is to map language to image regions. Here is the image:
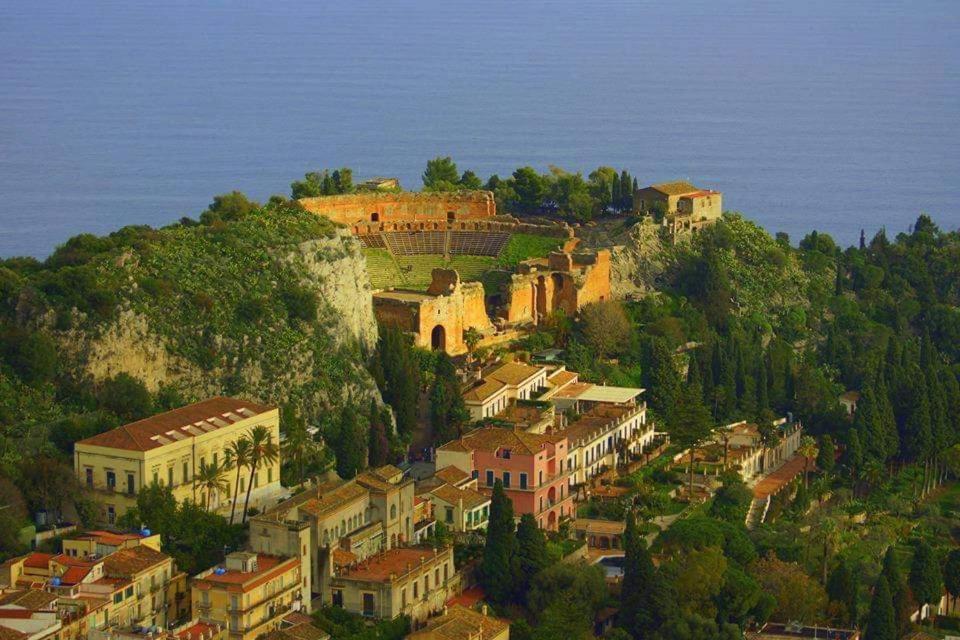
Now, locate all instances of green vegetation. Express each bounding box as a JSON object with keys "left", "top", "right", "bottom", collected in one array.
[{"left": 496, "top": 233, "right": 565, "bottom": 266}]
